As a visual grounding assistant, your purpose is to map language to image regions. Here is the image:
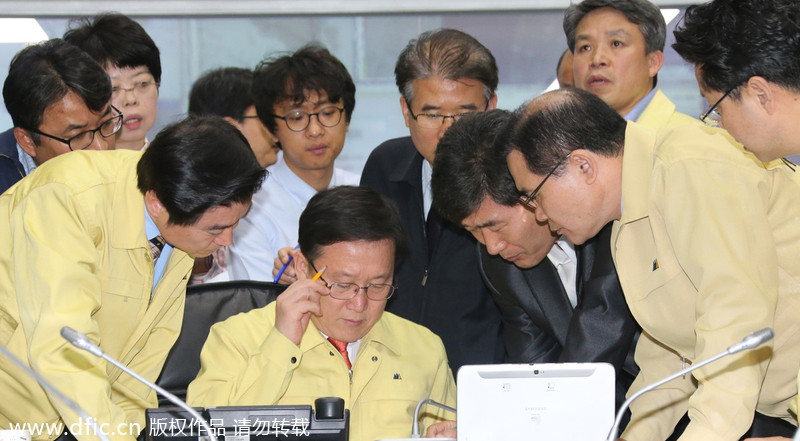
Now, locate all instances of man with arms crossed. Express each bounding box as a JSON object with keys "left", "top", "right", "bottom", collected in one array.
[
  {"left": 188, "top": 186, "right": 455, "bottom": 441},
  {"left": 0, "top": 117, "right": 265, "bottom": 440},
  {"left": 564, "top": 0, "right": 698, "bottom": 128}
]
